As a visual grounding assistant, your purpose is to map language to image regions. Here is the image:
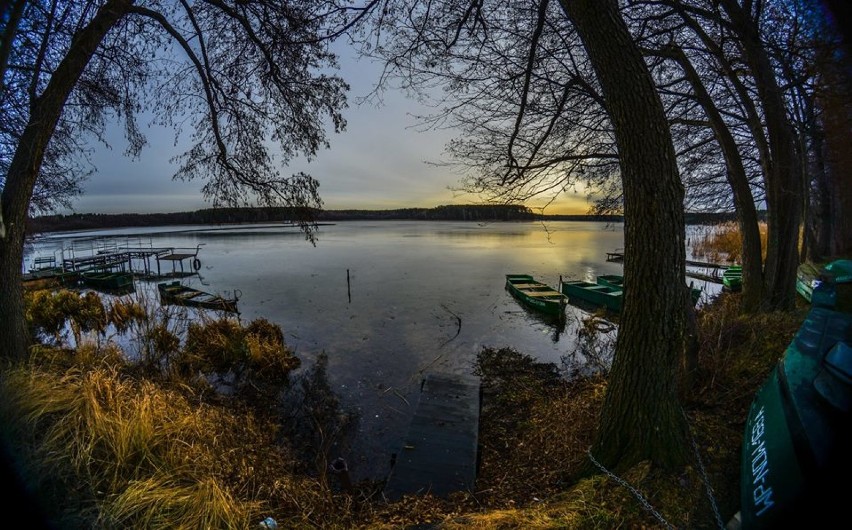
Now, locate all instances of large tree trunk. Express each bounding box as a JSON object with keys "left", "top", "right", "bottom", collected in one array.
[
  {"left": 559, "top": 0, "right": 689, "bottom": 472},
  {"left": 0, "top": 0, "right": 131, "bottom": 362},
  {"left": 820, "top": 81, "right": 852, "bottom": 257},
  {"left": 802, "top": 103, "right": 831, "bottom": 263},
  {"left": 721, "top": 0, "right": 802, "bottom": 311}
]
